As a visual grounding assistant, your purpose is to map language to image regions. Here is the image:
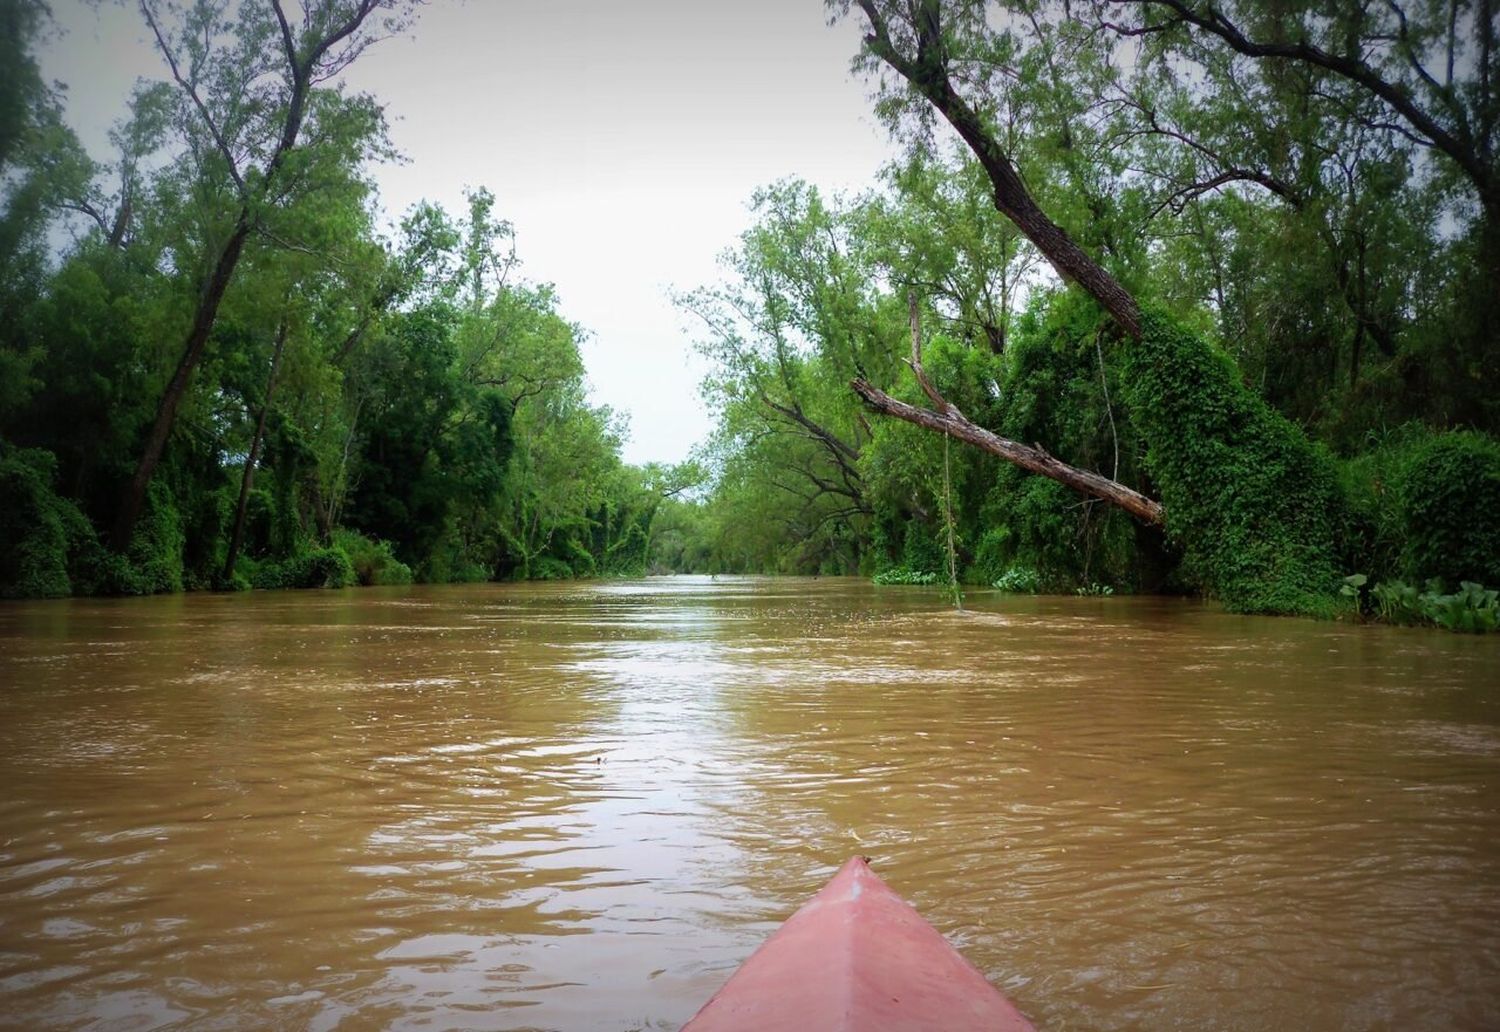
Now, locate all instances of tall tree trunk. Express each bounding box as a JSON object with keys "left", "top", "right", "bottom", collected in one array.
[
  {"left": 856, "top": 0, "right": 1141, "bottom": 339},
  {"left": 113, "top": 0, "right": 388, "bottom": 550},
  {"left": 112, "top": 217, "right": 252, "bottom": 548},
  {"left": 849, "top": 2, "right": 1162, "bottom": 523},
  {"left": 222, "top": 317, "right": 289, "bottom": 583}
]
